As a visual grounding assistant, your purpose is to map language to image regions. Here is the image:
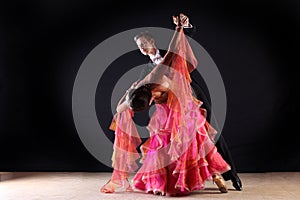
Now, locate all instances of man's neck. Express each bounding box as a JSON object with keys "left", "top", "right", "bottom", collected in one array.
[{"left": 149, "top": 49, "right": 163, "bottom": 65}]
